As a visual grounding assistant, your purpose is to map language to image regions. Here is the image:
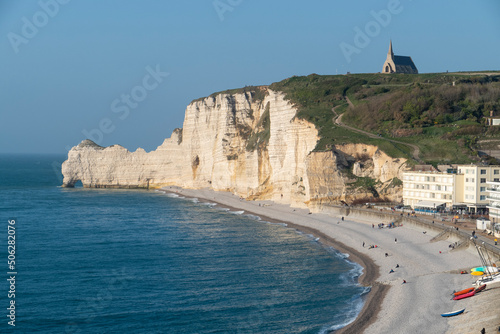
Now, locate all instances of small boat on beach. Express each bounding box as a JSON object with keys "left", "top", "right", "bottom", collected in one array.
[
  {"left": 453, "top": 290, "right": 475, "bottom": 300},
  {"left": 453, "top": 287, "right": 474, "bottom": 297},
  {"left": 471, "top": 266, "right": 499, "bottom": 273},
  {"left": 474, "top": 284, "right": 486, "bottom": 293},
  {"left": 470, "top": 238, "right": 500, "bottom": 287},
  {"left": 474, "top": 273, "right": 500, "bottom": 287},
  {"left": 441, "top": 308, "right": 465, "bottom": 317}
]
